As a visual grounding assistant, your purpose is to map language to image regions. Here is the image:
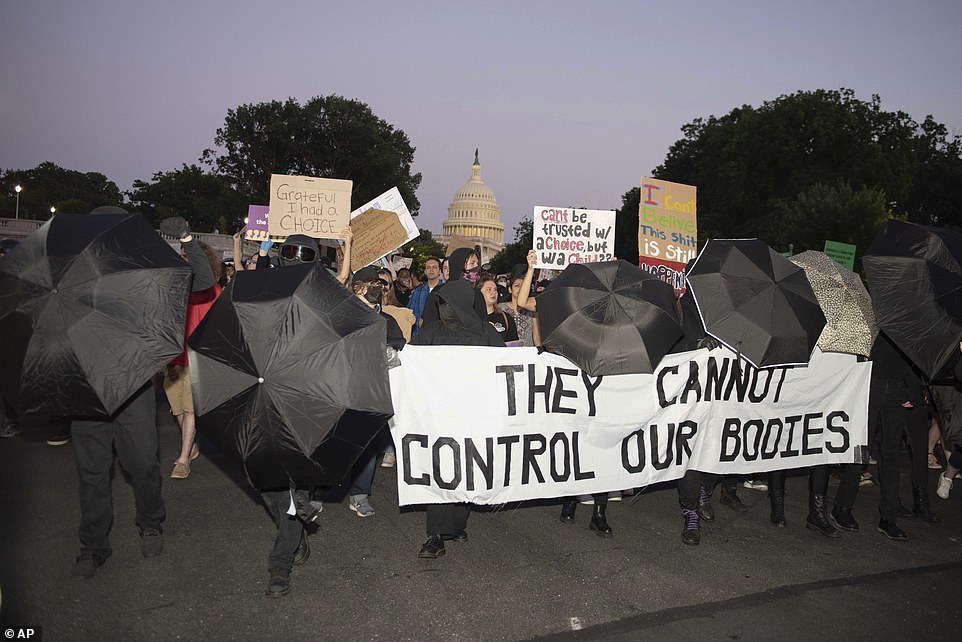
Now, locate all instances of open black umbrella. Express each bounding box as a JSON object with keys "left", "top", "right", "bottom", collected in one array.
[
  {"left": 536, "top": 260, "right": 682, "bottom": 376},
  {"left": 188, "top": 263, "right": 393, "bottom": 490},
  {"left": 686, "top": 239, "right": 826, "bottom": 368},
  {"left": 0, "top": 212, "right": 190, "bottom": 416},
  {"left": 863, "top": 220, "right": 962, "bottom": 379}
]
